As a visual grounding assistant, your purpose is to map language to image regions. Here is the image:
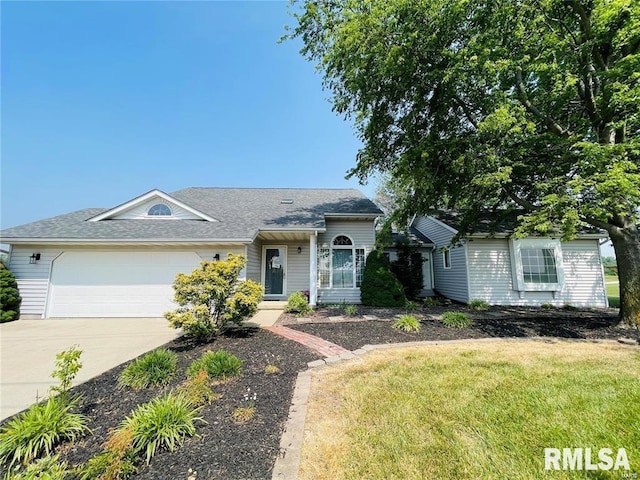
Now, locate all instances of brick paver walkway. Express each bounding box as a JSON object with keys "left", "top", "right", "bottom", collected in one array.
[{"left": 264, "top": 325, "right": 351, "bottom": 358}]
